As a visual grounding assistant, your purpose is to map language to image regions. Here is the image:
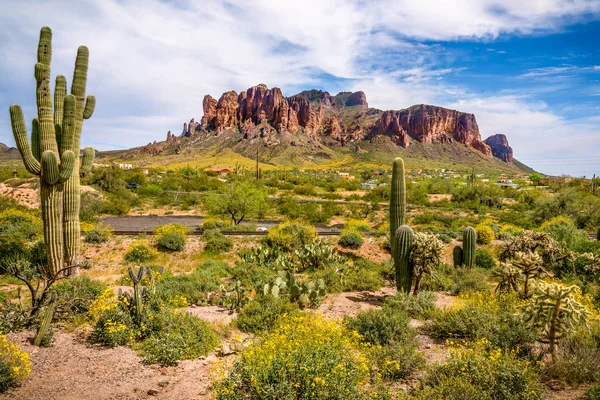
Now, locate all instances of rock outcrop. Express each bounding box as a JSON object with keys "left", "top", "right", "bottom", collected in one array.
[
  {"left": 369, "top": 105, "right": 492, "bottom": 156},
  {"left": 484, "top": 134, "right": 513, "bottom": 162},
  {"left": 172, "top": 84, "right": 512, "bottom": 161}
]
